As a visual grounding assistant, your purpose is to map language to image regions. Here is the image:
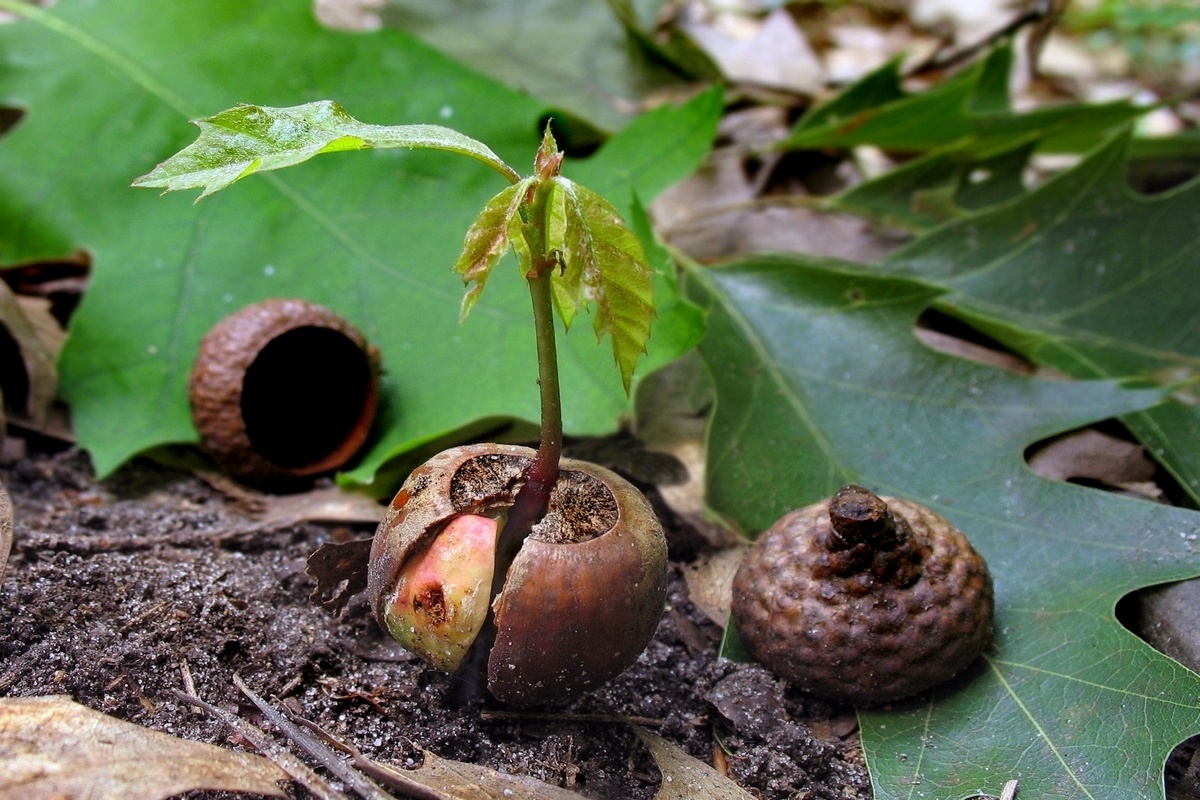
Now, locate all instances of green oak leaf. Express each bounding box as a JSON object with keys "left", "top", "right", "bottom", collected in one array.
[
  {"left": 879, "top": 130, "right": 1200, "bottom": 505},
  {"left": 781, "top": 43, "right": 1142, "bottom": 156},
  {"left": 778, "top": 43, "right": 1153, "bottom": 235},
  {"left": 833, "top": 138, "right": 1039, "bottom": 231},
  {"left": 133, "top": 101, "right": 521, "bottom": 198},
  {"left": 688, "top": 255, "right": 1200, "bottom": 800},
  {"left": 381, "top": 0, "right": 701, "bottom": 132},
  {"left": 0, "top": 0, "right": 719, "bottom": 483}
]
